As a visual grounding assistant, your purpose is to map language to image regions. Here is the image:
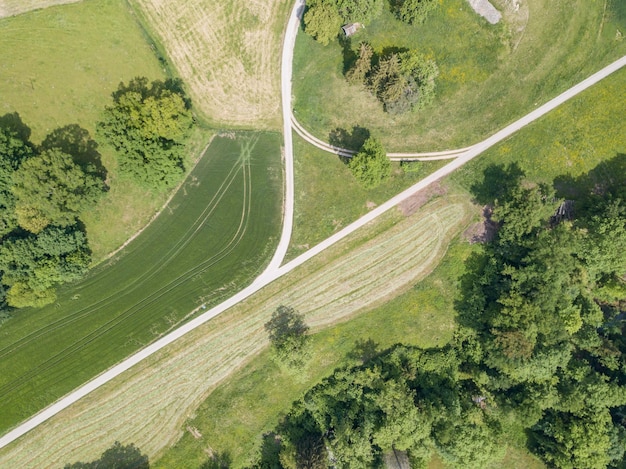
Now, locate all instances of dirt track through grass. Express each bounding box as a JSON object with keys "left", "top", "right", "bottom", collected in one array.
[
  {"left": 131, "top": 0, "right": 290, "bottom": 128},
  {"left": 0, "top": 194, "right": 473, "bottom": 467}
]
